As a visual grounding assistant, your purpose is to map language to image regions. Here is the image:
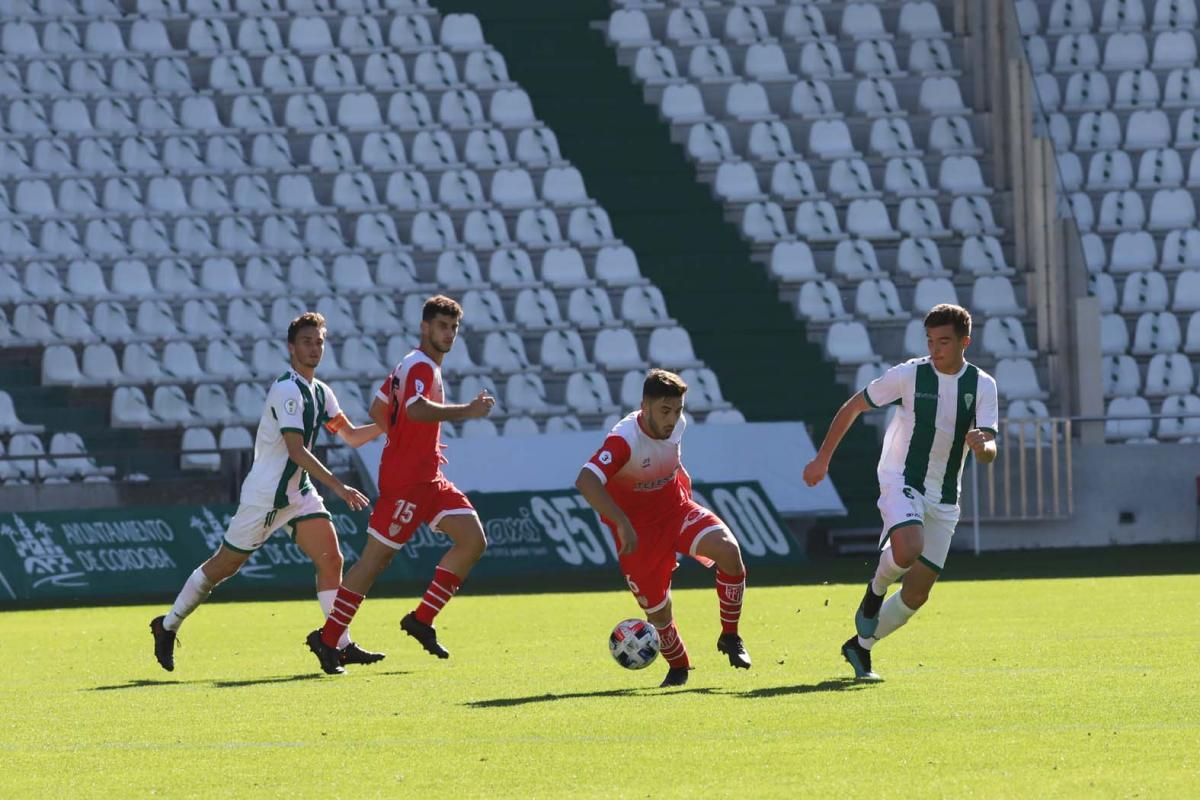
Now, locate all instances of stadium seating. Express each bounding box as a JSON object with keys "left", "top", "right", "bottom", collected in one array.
[
  {"left": 1025, "top": 0, "right": 1200, "bottom": 440},
  {"left": 0, "top": 1, "right": 741, "bottom": 481},
  {"left": 606, "top": 0, "right": 1040, "bottom": 423}
]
